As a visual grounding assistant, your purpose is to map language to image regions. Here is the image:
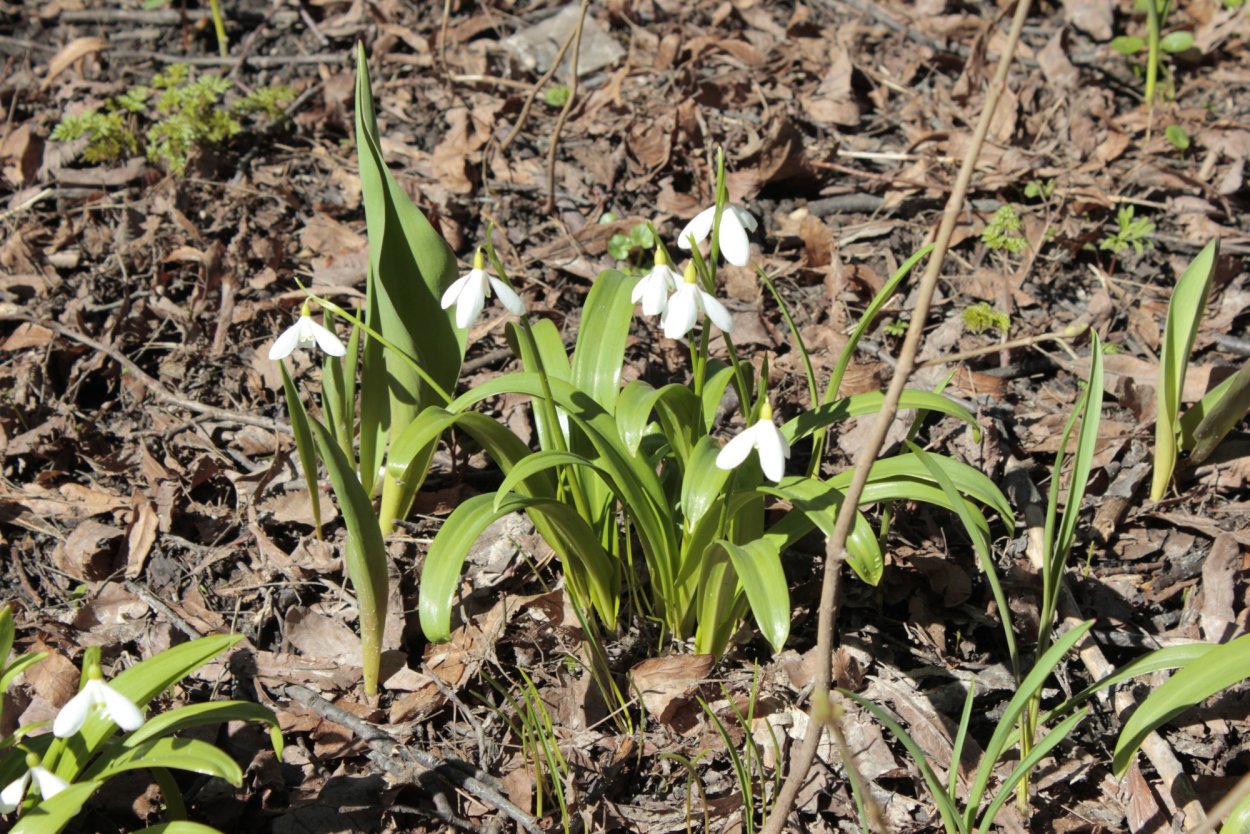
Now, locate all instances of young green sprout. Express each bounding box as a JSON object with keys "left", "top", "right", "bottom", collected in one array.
[
  {"left": 631, "top": 246, "right": 680, "bottom": 316},
  {"left": 440, "top": 247, "right": 525, "bottom": 329},
  {"left": 53, "top": 664, "right": 145, "bottom": 737},
  {"left": 715, "top": 398, "right": 790, "bottom": 483},
  {"left": 679, "top": 202, "right": 758, "bottom": 267},
  {"left": 0, "top": 752, "right": 69, "bottom": 812},
  {"left": 269, "top": 301, "right": 347, "bottom": 360},
  {"left": 660, "top": 261, "right": 734, "bottom": 340}
]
